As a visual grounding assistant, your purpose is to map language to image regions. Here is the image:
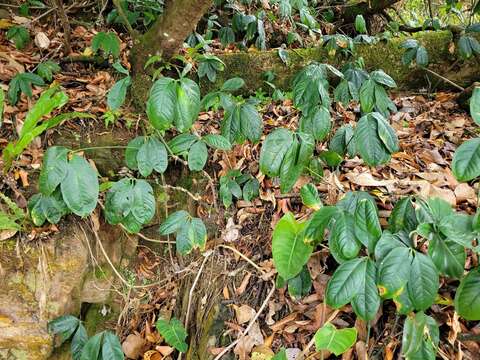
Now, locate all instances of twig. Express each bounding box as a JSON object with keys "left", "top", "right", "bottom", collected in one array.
[
  {"left": 217, "top": 244, "right": 265, "bottom": 274},
  {"left": 213, "top": 284, "right": 276, "bottom": 360},
  {"left": 179, "top": 250, "right": 214, "bottom": 360},
  {"left": 52, "top": 0, "right": 72, "bottom": 54},
  {"left": 160, "top": 183, "right": 202, "bottom": 202},
  {"left": 421, "top": 67, "right": 465, "bottom": 91}
]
